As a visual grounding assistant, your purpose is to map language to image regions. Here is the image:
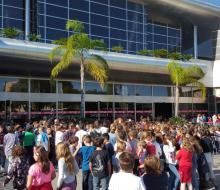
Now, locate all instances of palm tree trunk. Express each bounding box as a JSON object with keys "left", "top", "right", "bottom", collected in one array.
[
  {"left": 80, "top": 57, "right": 85, "bottom": 119},
  {"left": 175, "top": 85, "right": 179, "bottom": 117}
]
